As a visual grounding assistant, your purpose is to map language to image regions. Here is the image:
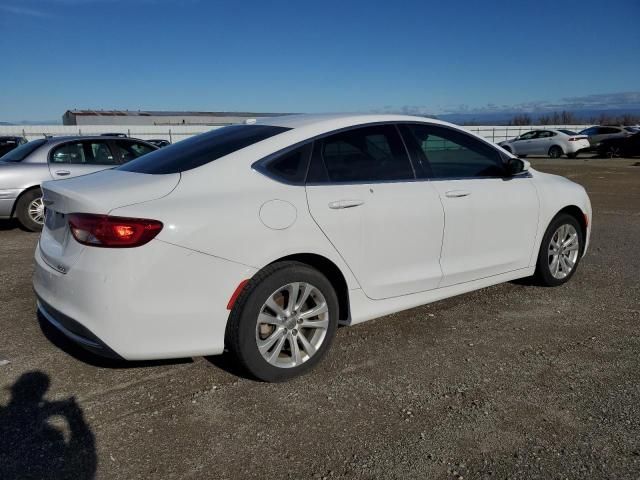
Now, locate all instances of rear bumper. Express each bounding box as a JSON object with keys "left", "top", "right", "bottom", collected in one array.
[
  {"left": 33, "top": 239, "right": 257, "bottom": 360},
  {"left": 37, "top": 297, "right": 123, "bottom": 359}
]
